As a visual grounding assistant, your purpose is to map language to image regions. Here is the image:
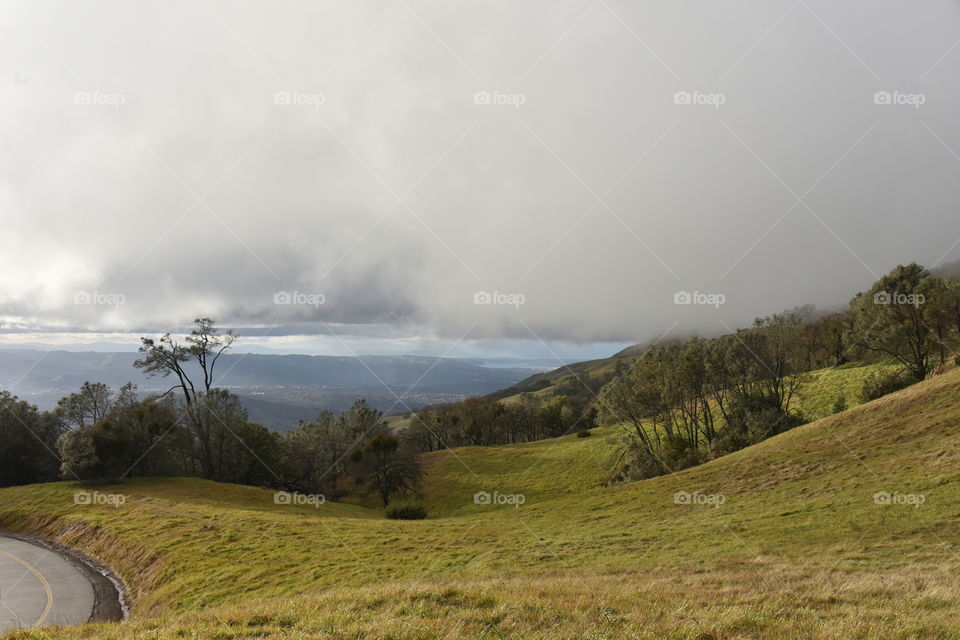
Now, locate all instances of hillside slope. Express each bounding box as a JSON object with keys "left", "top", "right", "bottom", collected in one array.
[
  {"left": 420, "top": 361, "right": 892, "bottom": 517},
  {"left": 487, "top": 339, "right": 883, "bottom": 409},
  {"left": 2, "top": 366, "right": 959, "bottom": 639},
  {"left": 484, "top": 336, "right": 695, "bottom": 402},
  {"left": 486, "top": 354, "right": 631, "bottom": 402}
]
